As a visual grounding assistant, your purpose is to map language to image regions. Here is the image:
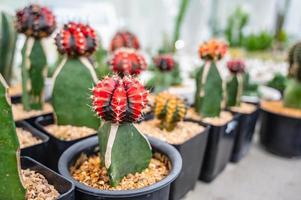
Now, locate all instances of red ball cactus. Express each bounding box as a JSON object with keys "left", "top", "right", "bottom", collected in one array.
[
  {"left": 110, "top": 30, "right": 140, "bottom": 52},
  {"left": 227, "top": 59, "right": 245, "bottom": 74},
  {"left": 199, "top": 39, "right": 228, "bottom": 61},
  {"left": 55, "top": 22, "right": 98, "bottom": 57},
  {"left": 110, "top": 48, "right": 147, "bottom": 76},
  {"left": 153, "top": 54, "right": 176, "bottom": 72},
  {"left": 16, "top": 4, "right": 56, "bottom": 38},
  {"left": 92, "top": 75, "right": 148, "bottom": 123}
]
